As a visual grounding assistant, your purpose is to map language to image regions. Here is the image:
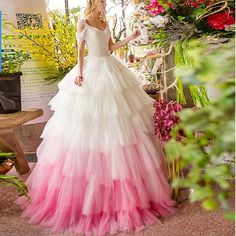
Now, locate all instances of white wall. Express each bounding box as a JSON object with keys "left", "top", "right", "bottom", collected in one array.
[{"left": 0, "top": 0, "right": 58, "bottom": 124}]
